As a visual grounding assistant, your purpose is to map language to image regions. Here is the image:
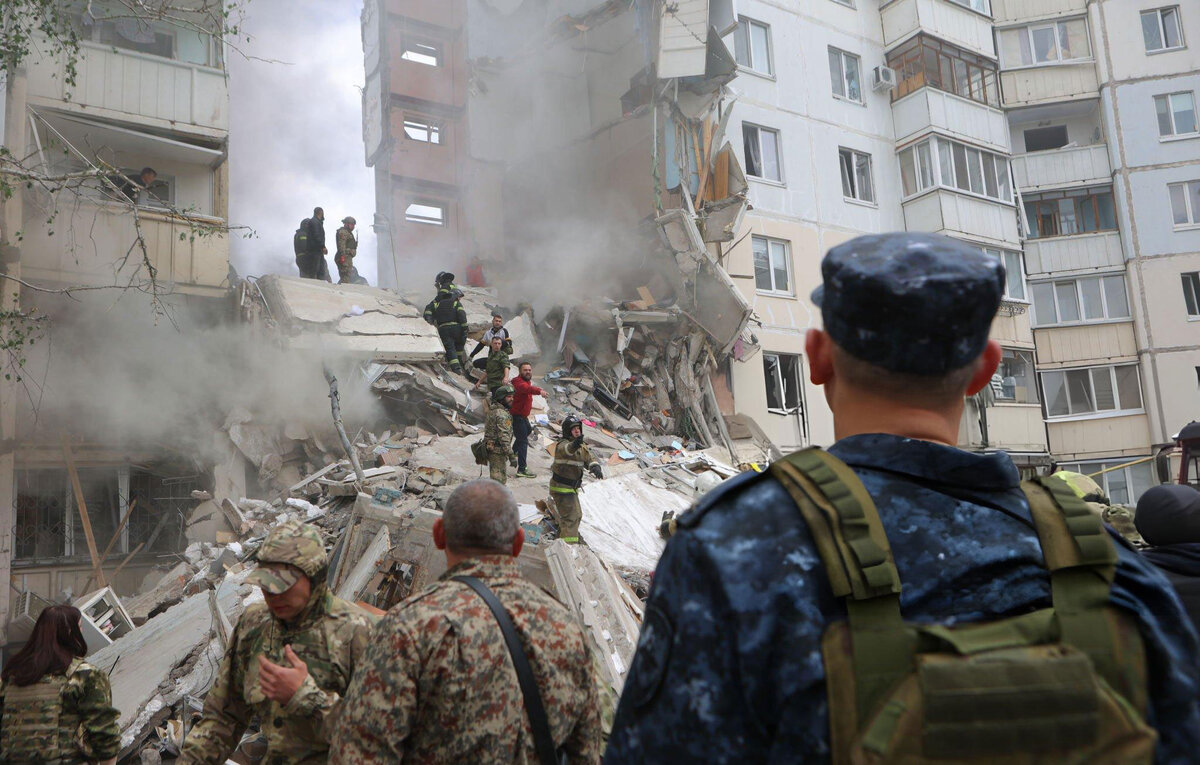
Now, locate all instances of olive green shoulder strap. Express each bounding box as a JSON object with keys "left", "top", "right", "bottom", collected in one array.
[{"left": 770, "top": 448, "right": 914, "bottom": 723}]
